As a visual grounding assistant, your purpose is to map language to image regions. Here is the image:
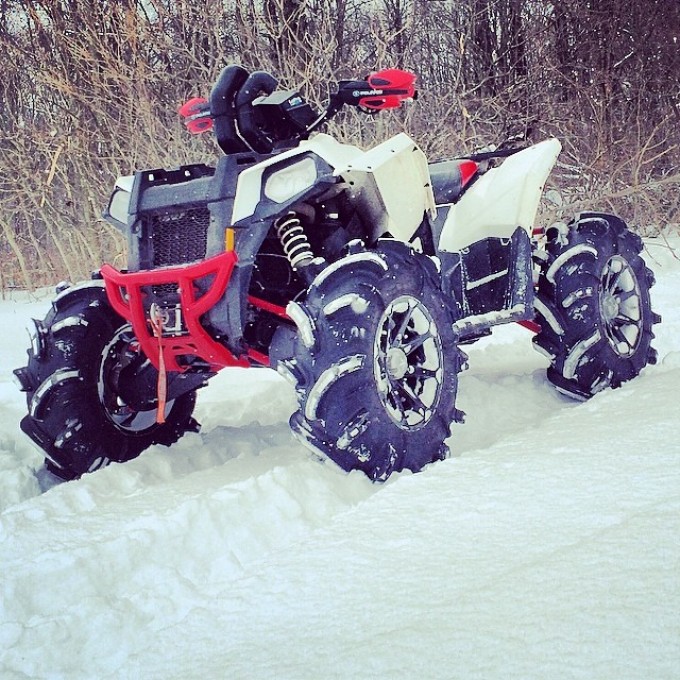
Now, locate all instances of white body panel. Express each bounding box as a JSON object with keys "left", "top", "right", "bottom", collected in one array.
[
  {"left": 232, "top": 133, "right": 435, "bottom": 242},
  {"left": 438, "top": 138, "right": 562, "bottom": 252},
  {"left": 115, "top": 175, "right": 134, "bottom": 192},
  {"left": 114, "top": 134, "right": 560, "bottom": 255},
  {"left": 107, "top": 175, "right": 134, "bottom": 225},
  {"left": 338, "top": 133, "right": 436, "bottom": 242},
  {"left": 231, "top": 134, "right": 363, "bottom": 224}
]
